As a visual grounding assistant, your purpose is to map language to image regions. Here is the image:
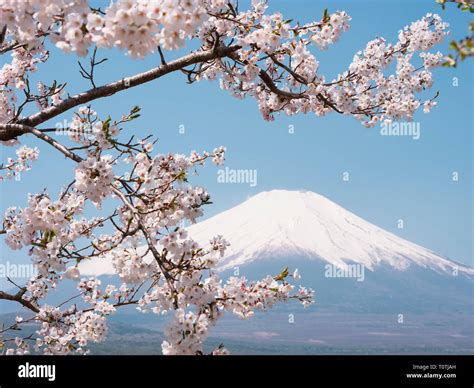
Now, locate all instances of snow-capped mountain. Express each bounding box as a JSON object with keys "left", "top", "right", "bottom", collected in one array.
[
  {"left": 185, "top": 190, "right": 473, "bottom": 276},
  {"left": 79, "top": 189, "right": 472, "bottom": 279},
  {"left": 5, "top": 190, "right": 473, "bottom": 316},
  {"left": 177, "top": 189, "right": 471, "bottom": 315}
]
